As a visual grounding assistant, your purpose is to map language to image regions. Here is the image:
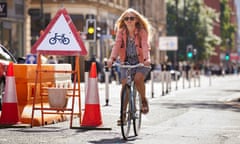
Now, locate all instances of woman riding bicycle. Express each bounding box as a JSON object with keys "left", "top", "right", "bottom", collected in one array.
[{"left": 107, "top": 8, "right": 152, "bottom": 116}]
